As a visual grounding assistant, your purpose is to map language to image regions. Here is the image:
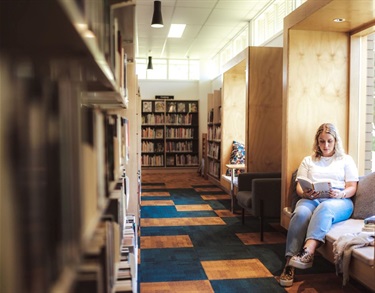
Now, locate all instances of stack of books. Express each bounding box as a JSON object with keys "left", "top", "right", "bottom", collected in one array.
[{"left": 362, "top": 215, "right": 375, "bottom": 233}]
